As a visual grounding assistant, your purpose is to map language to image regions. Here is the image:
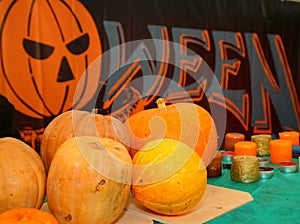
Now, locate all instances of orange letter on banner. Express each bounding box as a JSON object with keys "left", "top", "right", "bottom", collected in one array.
[
  {"left": 212, "top": 31, "right": 249, "bottom": 130},
  {"left": 168, "top": 27, "right": 211, "bottom": 103},
  {"left": 245, "top": 33, "right": 300, "bottom": 132},
  {"left": 102, "top": 22, "right": 169, "bottom": 112}
]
